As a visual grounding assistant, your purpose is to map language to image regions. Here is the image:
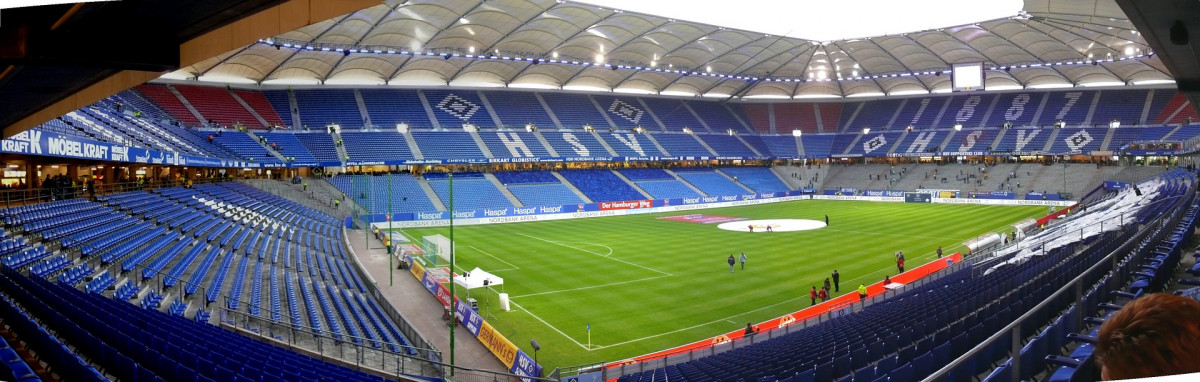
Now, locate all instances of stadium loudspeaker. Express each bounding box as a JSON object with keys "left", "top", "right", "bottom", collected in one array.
[{"left": 1171, "top": 20, "right": 1189, "bottom": 45}]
